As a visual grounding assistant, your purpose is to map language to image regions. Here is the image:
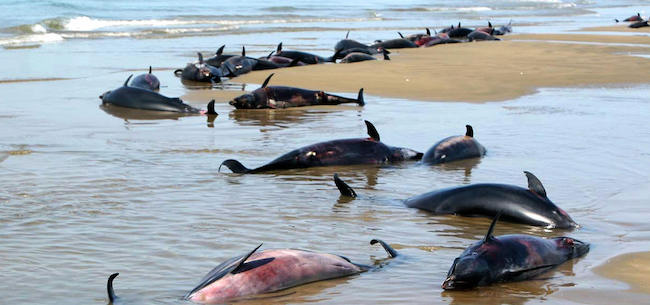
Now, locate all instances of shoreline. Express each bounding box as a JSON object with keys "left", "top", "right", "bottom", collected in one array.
[{"left": 185, "top": 31, "right": 650, "bottom": 103}]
